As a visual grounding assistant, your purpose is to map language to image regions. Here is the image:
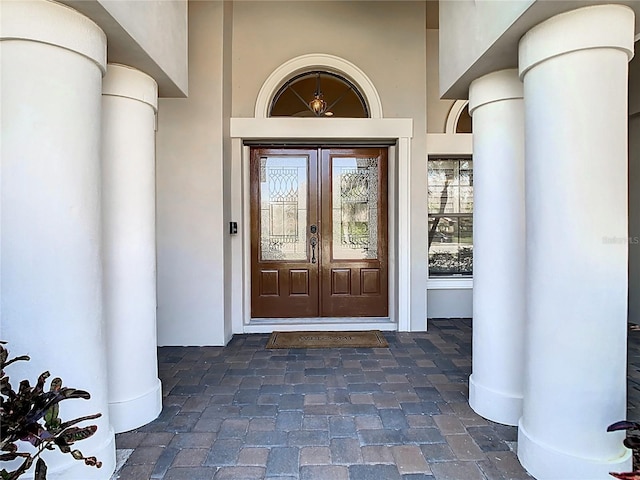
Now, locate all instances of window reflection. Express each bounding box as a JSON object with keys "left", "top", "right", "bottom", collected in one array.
[{"left": 428, "top": 158, "right": 473, "bottom": 276}]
